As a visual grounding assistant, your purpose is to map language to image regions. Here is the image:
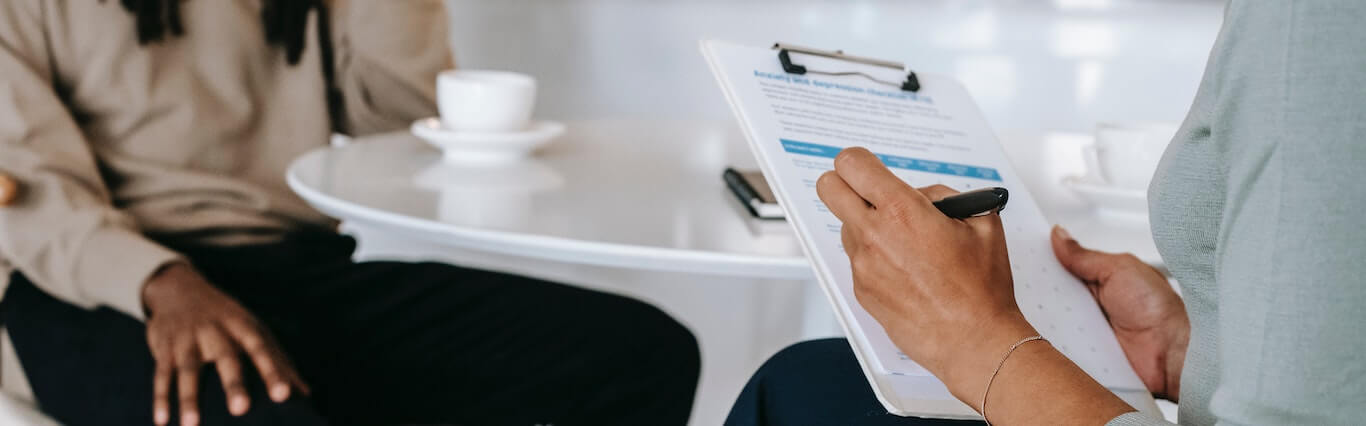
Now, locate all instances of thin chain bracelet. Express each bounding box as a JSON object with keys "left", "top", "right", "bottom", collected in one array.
[{"left": 981, "top": 335, "right": 1047, "bottom": 425}]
